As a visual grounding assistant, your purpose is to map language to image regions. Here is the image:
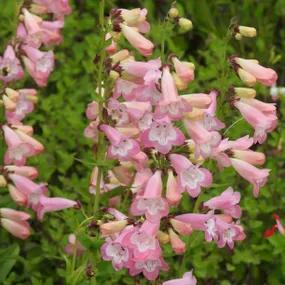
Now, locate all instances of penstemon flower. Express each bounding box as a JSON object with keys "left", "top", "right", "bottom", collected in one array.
[
  {"left": 79, "top": 4, "right": 280, "bottom": 283},
  {"left": 0, "top": 0, "right": 75, "bottom": 240}
]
